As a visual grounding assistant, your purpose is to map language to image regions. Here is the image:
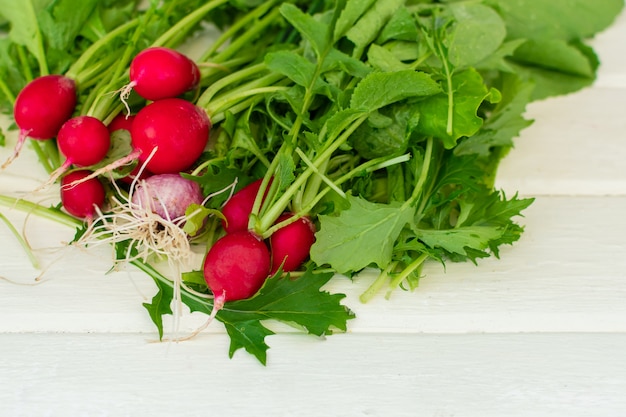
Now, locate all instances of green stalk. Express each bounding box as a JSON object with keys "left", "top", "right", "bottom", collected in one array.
[
  {"left": 66, "top": 19, "right": 140, "bottom": 81},
  {"left": 402, "top": 137, "right": 434, "bottom": 210},
  {"left": 208, "top": 7, "right": 283, "bottom": 64},
  {"left": 385, "top": 253, "right": 428, "bottom": 299},
  {"left": 0, "top": 211, "right": 40, "bottom": 269},
  {"left": 206, "top": 86, "right": 288, "bottom": 118},
  {"left": 255, "top": 114, "right": 369, "bottom": 234},
  {"left": 152, "top": 0, "right": 231, "bottom": 48},
  {"left": 28, "top": 141, "right": 54, "bottom": 174},
  {"left": 199, "top": 0, "right": 281, "bottom": 60},
  {"left": 197, "top": 62, "right": 269, "bottom": 109},
  {"left": 0, "top": 78, "right": 15, "bottom": 104},
  {"left": 0, "top": 195, "right": 81, "bottom": 229},
  {"left": 360, "top": 261, "right": 398, "bottom": 303},
  {"left": 16, "top": 46, "right": 34, "bottom": 83}
]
